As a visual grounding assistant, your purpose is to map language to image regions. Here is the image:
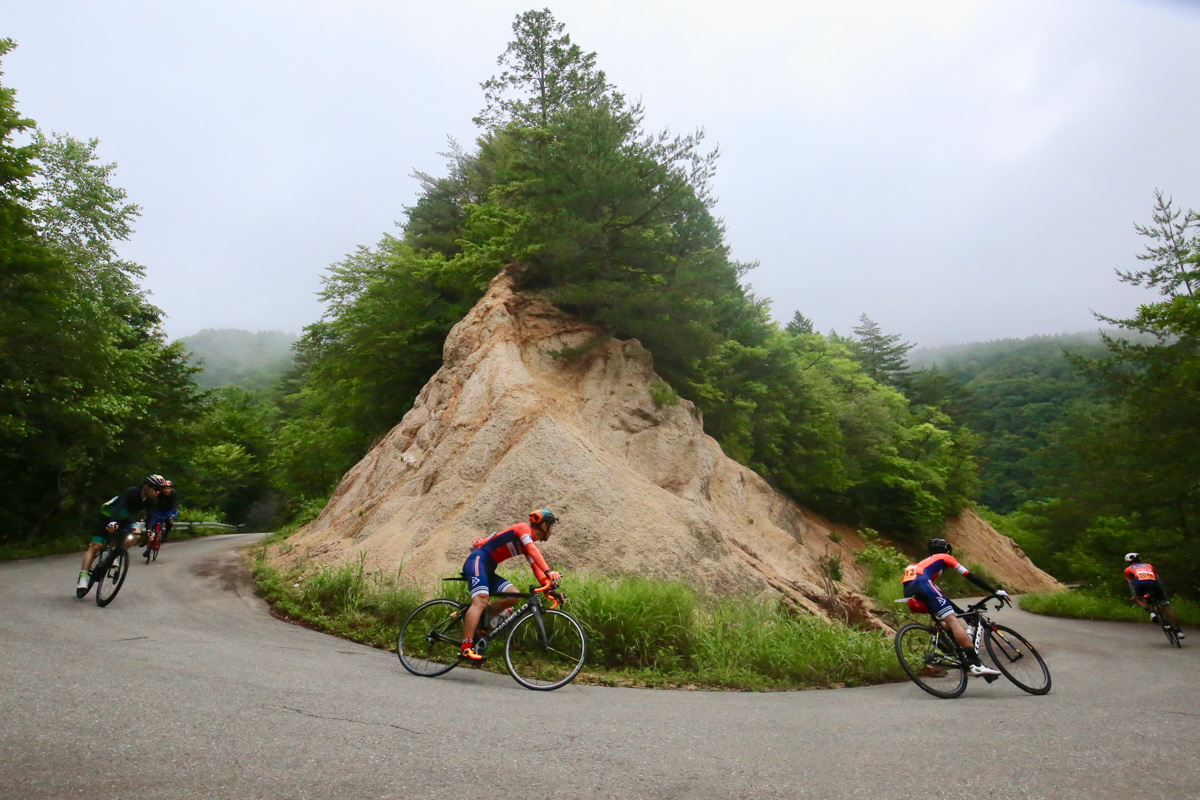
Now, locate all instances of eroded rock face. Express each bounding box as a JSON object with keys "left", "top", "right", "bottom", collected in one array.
[{"left": 274, "top": 268, "right": 1061, "bottom": 622}]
